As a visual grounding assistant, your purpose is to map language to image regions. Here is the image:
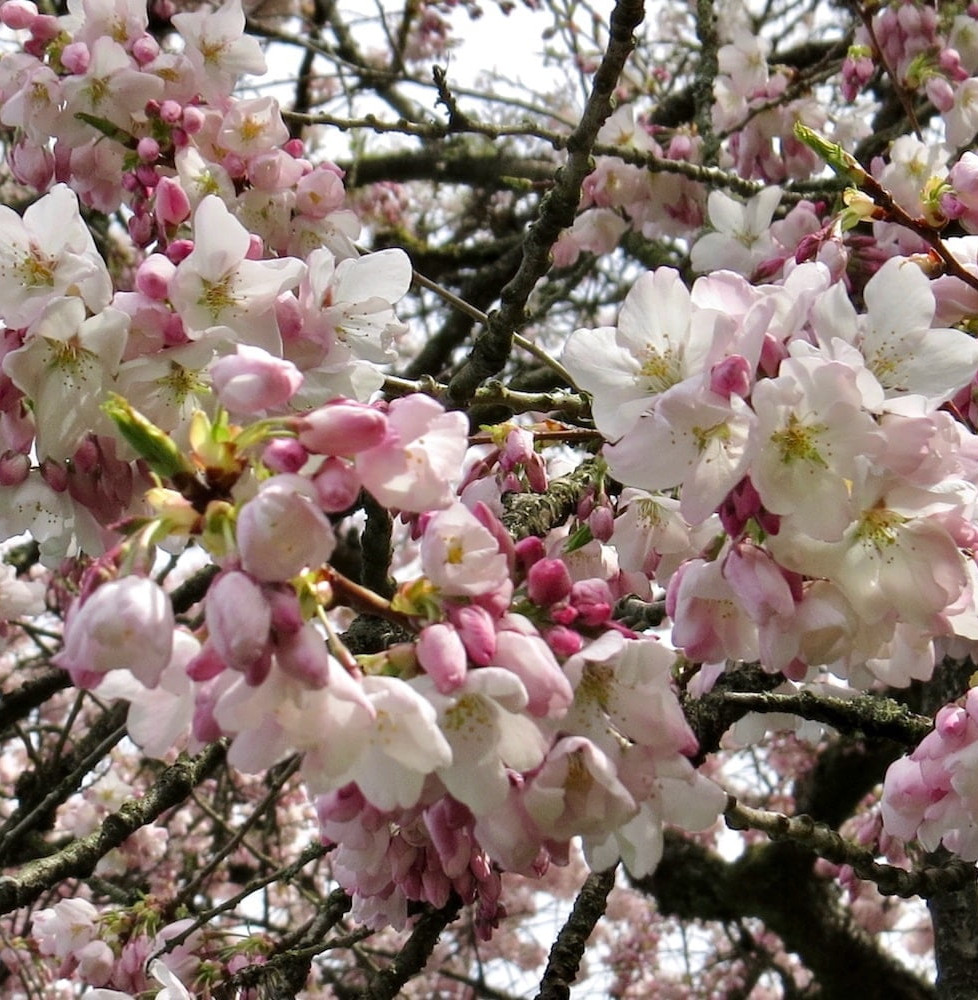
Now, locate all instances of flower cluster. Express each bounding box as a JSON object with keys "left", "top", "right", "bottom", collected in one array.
[
  {"left": 564, "top": 255, "right": 978, "bottom": 689},
  {"left": 882, "top": 688, "right": 978, "bottom": 860}
]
